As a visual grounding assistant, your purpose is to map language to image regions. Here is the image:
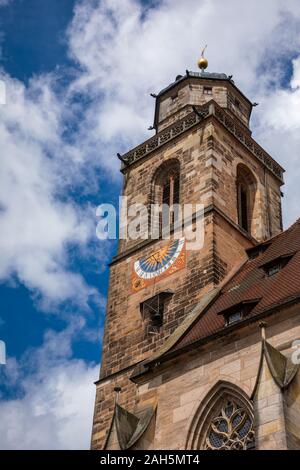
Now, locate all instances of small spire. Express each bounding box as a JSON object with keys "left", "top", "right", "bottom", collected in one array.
[
  {"left": 197, "top": 45, "right": 208, "bottom": 71},
  {"left": 259, "top": 321, "right": 267, "bottom": 340}
]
